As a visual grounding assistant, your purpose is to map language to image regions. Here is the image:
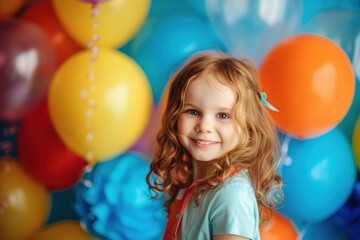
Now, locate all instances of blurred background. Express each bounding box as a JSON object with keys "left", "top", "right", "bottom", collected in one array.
[{"left": 0, "top": 0, "right": 360, "bottom": 239}]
